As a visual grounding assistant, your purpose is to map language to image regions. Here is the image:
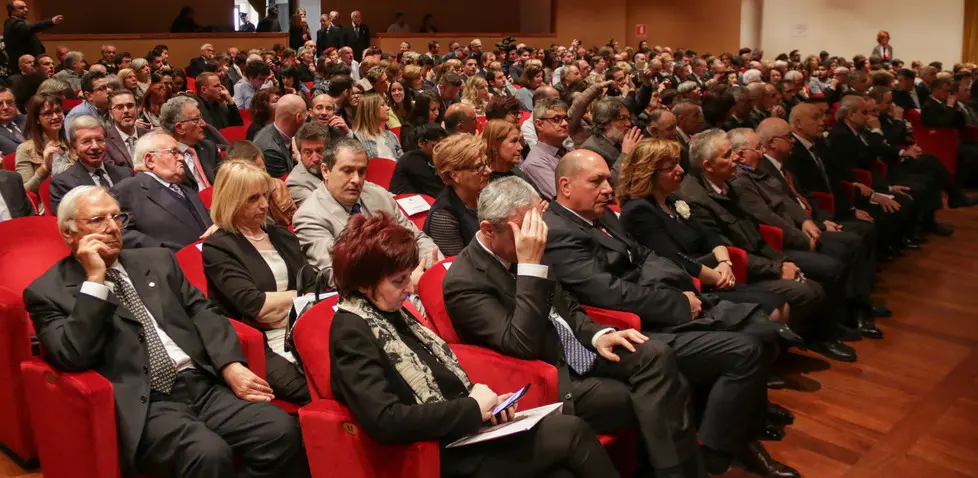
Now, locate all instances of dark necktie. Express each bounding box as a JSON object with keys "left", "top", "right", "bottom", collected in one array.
[
  {"left": 546, "top": 291, "right": 597, "bottom": 375},
  {"left": 168, "top": 183, "right": 185, "bottom": 199},
  {"left": 808, "top": 146, "right": 832, "bottom": 191},
  {"left": 92, "top": 169, "right": 108, "bottom": 187},
  {"left": 350, "top": 203, "right": 362, "bottom": 215},
  {"left": 105, "top": 269, "right": 178, "bottom": 393},
  {"left": 5, "top": 123, "right": 24, "bottom": 142}
]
